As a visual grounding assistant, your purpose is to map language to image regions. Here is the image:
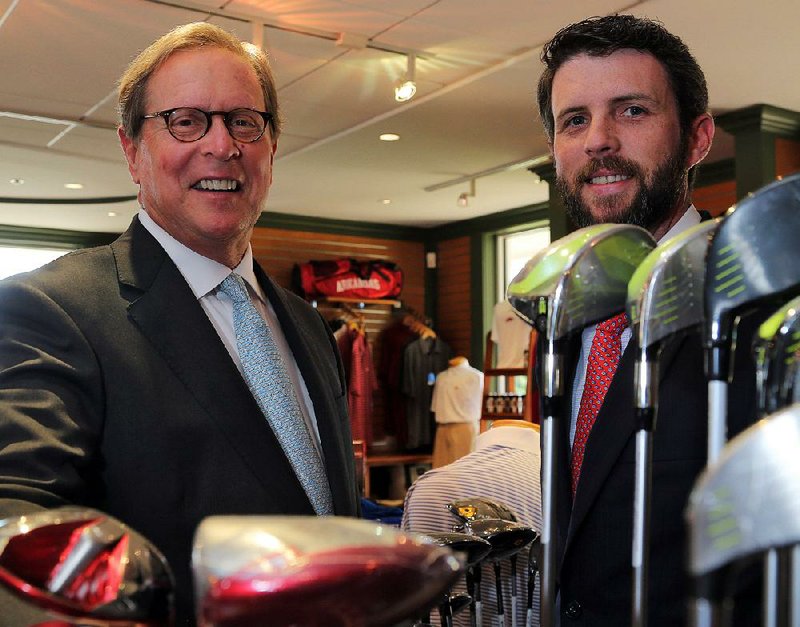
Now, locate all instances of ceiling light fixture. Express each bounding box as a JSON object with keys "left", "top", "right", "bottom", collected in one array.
[
  {"left": 394, "top": 54, "right": 417, "bottom": 102},
  {"left": 457, "top": 179, "right": 476, "bottom": 207},
  {"left": 9, "top": 178, "right": 24, "bottom": 185},
  {"left": 379, "top": 133, "right": 400, "bottom": 142},
  {"left": 64, "top": 183, "right": 84, "bottom": 190}
]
